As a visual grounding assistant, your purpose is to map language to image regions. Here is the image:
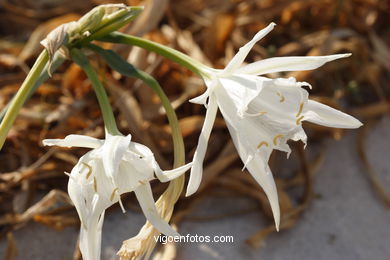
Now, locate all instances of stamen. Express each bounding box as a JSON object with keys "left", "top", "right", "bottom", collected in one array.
[
  {"left": 138, "top": 180, "right": 146, "bottom": 185},
  {"left": 273, "top": 134, "right": 284, "bottom": 145},
  {"left": 64, "top": 171, "right": 76, "bottom": 181},
  {"left": 81, "top": 162, "right": 92, "bottom": 179},
  {"left": 277, "top": 92, "right": 285, "bottom": 103},
  {"left": 257, "top": 141, "right": 269, "bottom": 149},
  {"left": 256, "top": 111, "right": 267, "bottom": 116},
  {"left": 118, "top": 196, "right": 126, "bottom": 213},
  {"left": 245, "top": 111, "right": 267, "bottom": 117},
  {"left": 110, "top": 188, "right": 118, "bottom": 201},
  {"left": 296, "top": 115, "right": 304, "bottom": 125},
  {"left": 93, "top": 177, "right": 97, "bottom": 192},
  {"left": 296, "top": 102, "right": 304, "bottom": 117}
]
